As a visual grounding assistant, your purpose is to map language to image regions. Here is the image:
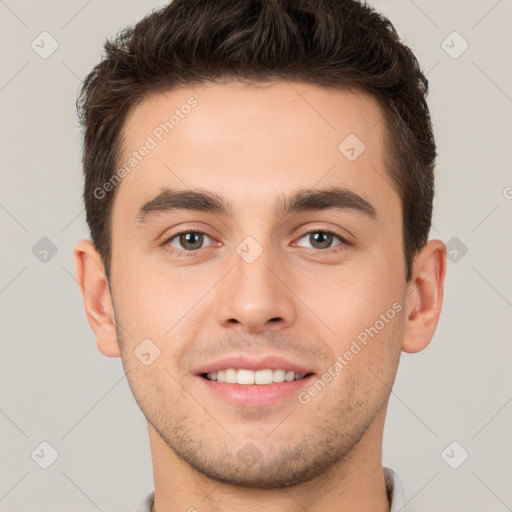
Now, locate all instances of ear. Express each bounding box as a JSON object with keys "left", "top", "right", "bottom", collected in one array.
[
  {"left": 73, "top": 239, "right": 121, "bottom": 357},
  {"left": 402, "top": 239, "right": 447, "bottom": 353}
]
